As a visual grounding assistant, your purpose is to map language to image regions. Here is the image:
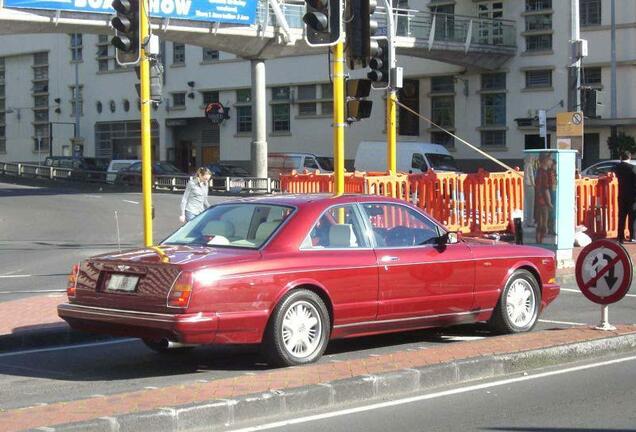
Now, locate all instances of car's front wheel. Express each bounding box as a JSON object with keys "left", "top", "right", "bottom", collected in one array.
[
  {"left": 489, "top": 270, "right": 541, "bottom": 334},
  {"left": 263, "top": 289, "right": 330, "bottom": 367}
]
